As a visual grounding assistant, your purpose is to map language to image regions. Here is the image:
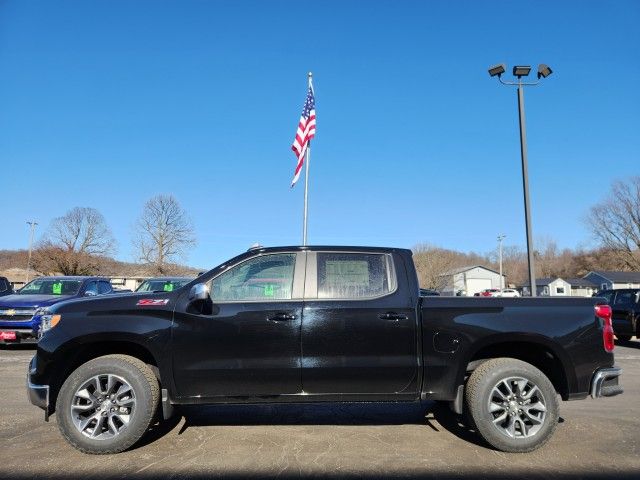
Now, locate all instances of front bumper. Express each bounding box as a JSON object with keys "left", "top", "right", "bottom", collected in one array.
[
  {"left": 27, "top": 358, "right": 50, "bottom": 420},
  {"left": 591, "top": 367, "right": 623, "bottom": 398},
  {"left": 0, "top": 327, "right": 37, "bottom": 343}
]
